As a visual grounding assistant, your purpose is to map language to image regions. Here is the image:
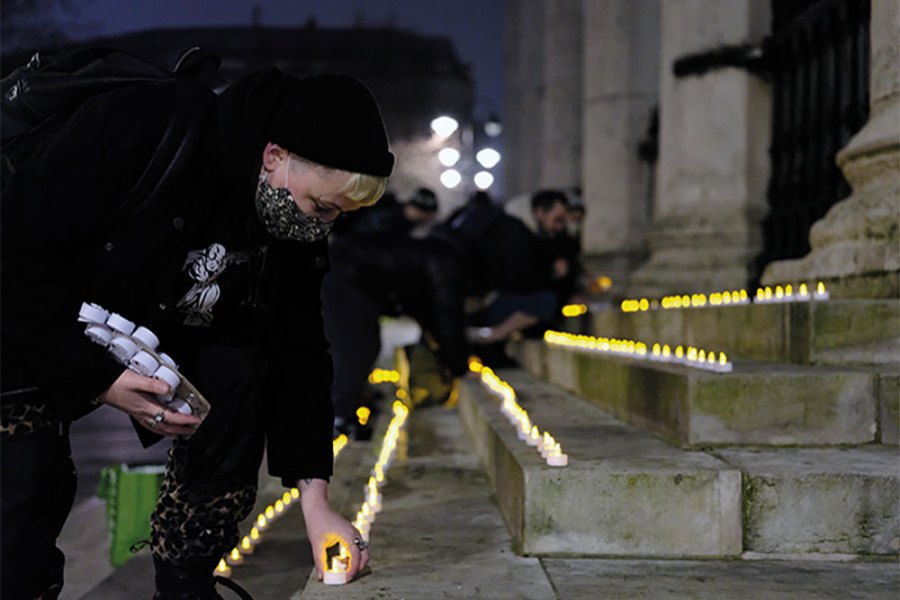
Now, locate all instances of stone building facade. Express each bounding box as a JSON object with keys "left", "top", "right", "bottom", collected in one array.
[{"left": 504, "top": 0, "right": 898, "bottom": 300}]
